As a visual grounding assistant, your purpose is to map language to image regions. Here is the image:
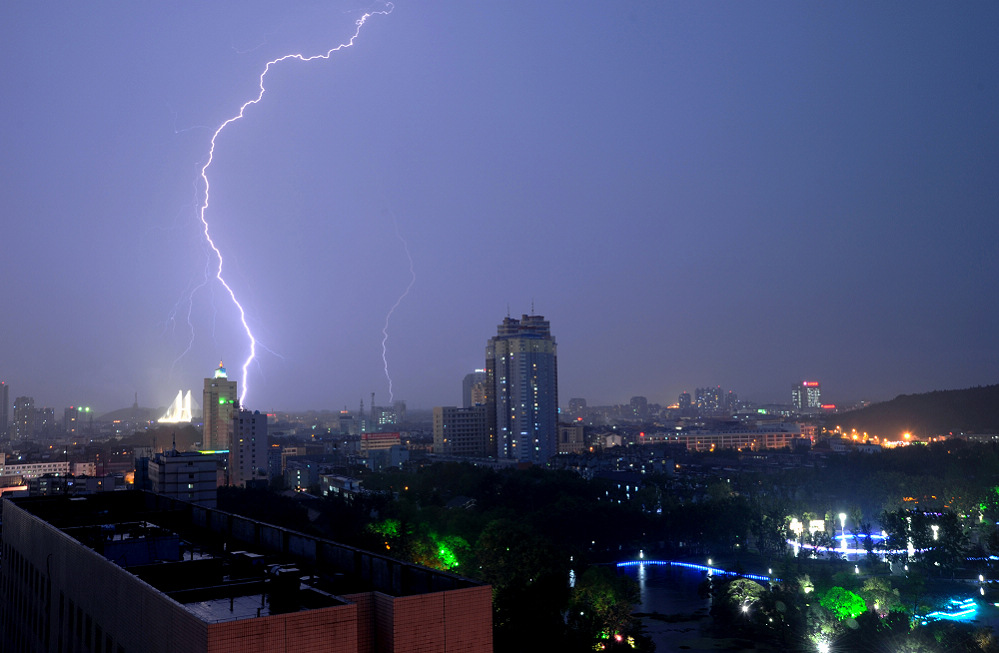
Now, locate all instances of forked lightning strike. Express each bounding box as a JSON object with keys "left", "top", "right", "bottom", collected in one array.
[
  {"left": 381, "top": 216, "right": 416, "bottom": 403},
  {"left": 196, "top": 4, "right": 393, "bottom": 404}
]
